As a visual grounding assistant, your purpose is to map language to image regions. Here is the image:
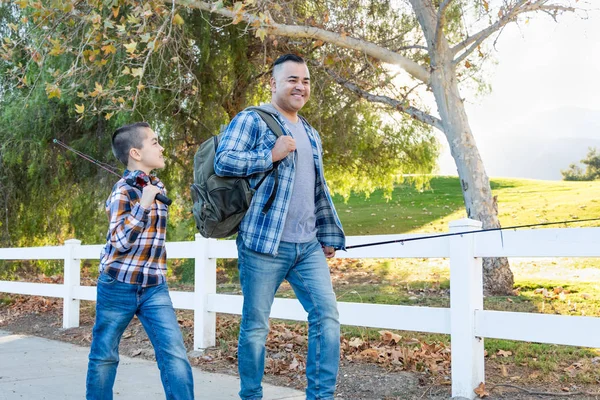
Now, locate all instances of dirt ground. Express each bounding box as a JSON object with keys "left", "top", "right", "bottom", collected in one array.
[{"left": 1, "top": 296, "right": 599, "bottom": 400}]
